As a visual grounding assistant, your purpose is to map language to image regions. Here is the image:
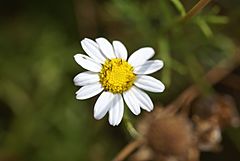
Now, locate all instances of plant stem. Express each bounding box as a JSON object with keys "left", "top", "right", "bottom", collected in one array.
[
  {"left": 165, "top": 52, "right": 240, "bottom": 114},
  {"left": 161, "top": 0, "right": 212, "bottom": 36},
  {"left": 112, "top": 139, "right": 144, "bottom": 161},
  {"left": 123, "top": 114, "right": 139, "bottom": 138},
  {"left": 181, "top": 0, "right": 212, "bottom": 22}
]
